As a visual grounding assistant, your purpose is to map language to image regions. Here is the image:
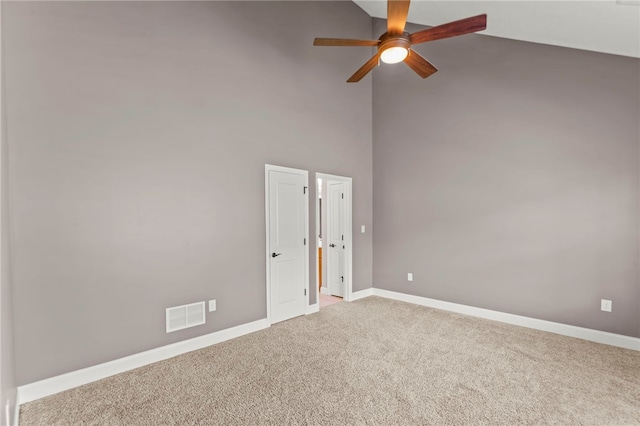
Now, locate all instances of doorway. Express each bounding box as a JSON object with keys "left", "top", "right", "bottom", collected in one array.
[
  {"left": 315, "top": 173, "right": 353, "bottom": 308},
  {"left": 265, "top": 164, "right": 309, "bottom": 324}
]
